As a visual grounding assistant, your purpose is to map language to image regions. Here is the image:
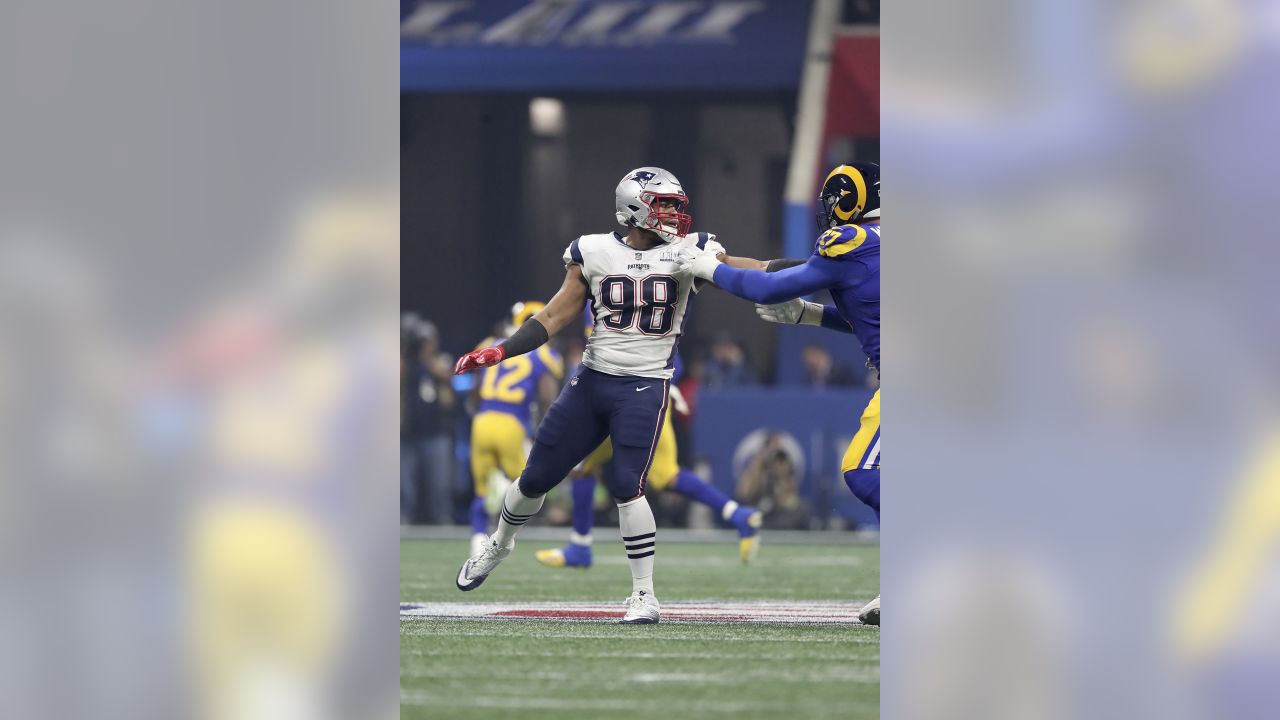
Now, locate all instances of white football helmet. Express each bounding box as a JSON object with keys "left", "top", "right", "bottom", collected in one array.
[{"left": 614, "top": 167, "right": 691, "bottom": 243}]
